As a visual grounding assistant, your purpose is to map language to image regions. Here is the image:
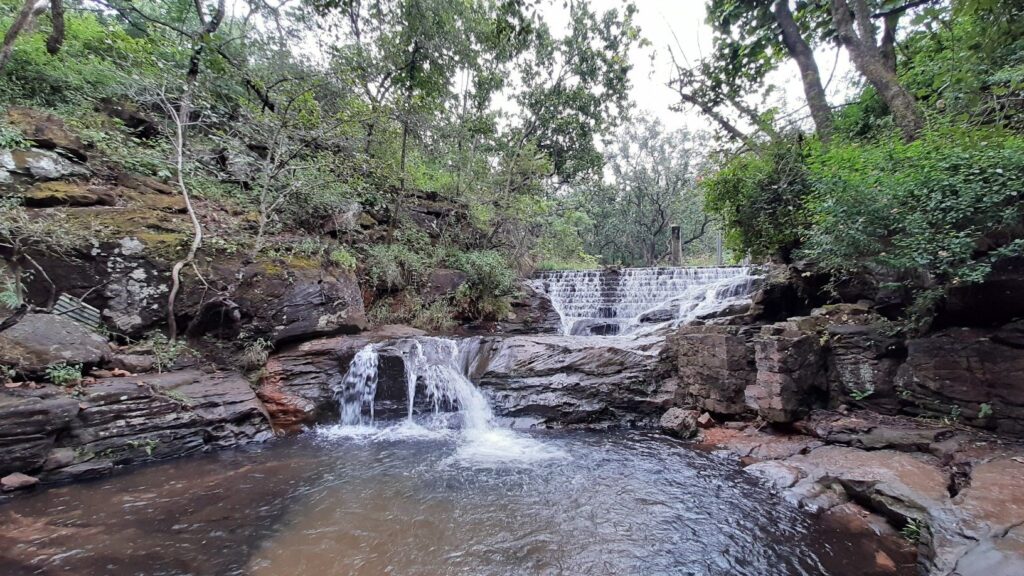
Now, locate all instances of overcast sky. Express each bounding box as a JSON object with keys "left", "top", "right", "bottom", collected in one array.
[{"left": 542, "top": 0, "right": 856, "bottom": 134}]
